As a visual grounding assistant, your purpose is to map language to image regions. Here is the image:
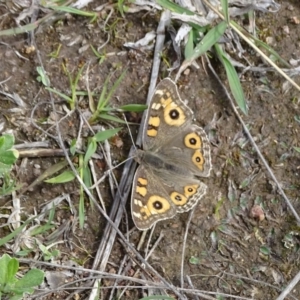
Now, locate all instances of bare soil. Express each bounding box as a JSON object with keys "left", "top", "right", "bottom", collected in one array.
[{"left": 0, "top": 0, "right": 300, "bottom": 299}]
